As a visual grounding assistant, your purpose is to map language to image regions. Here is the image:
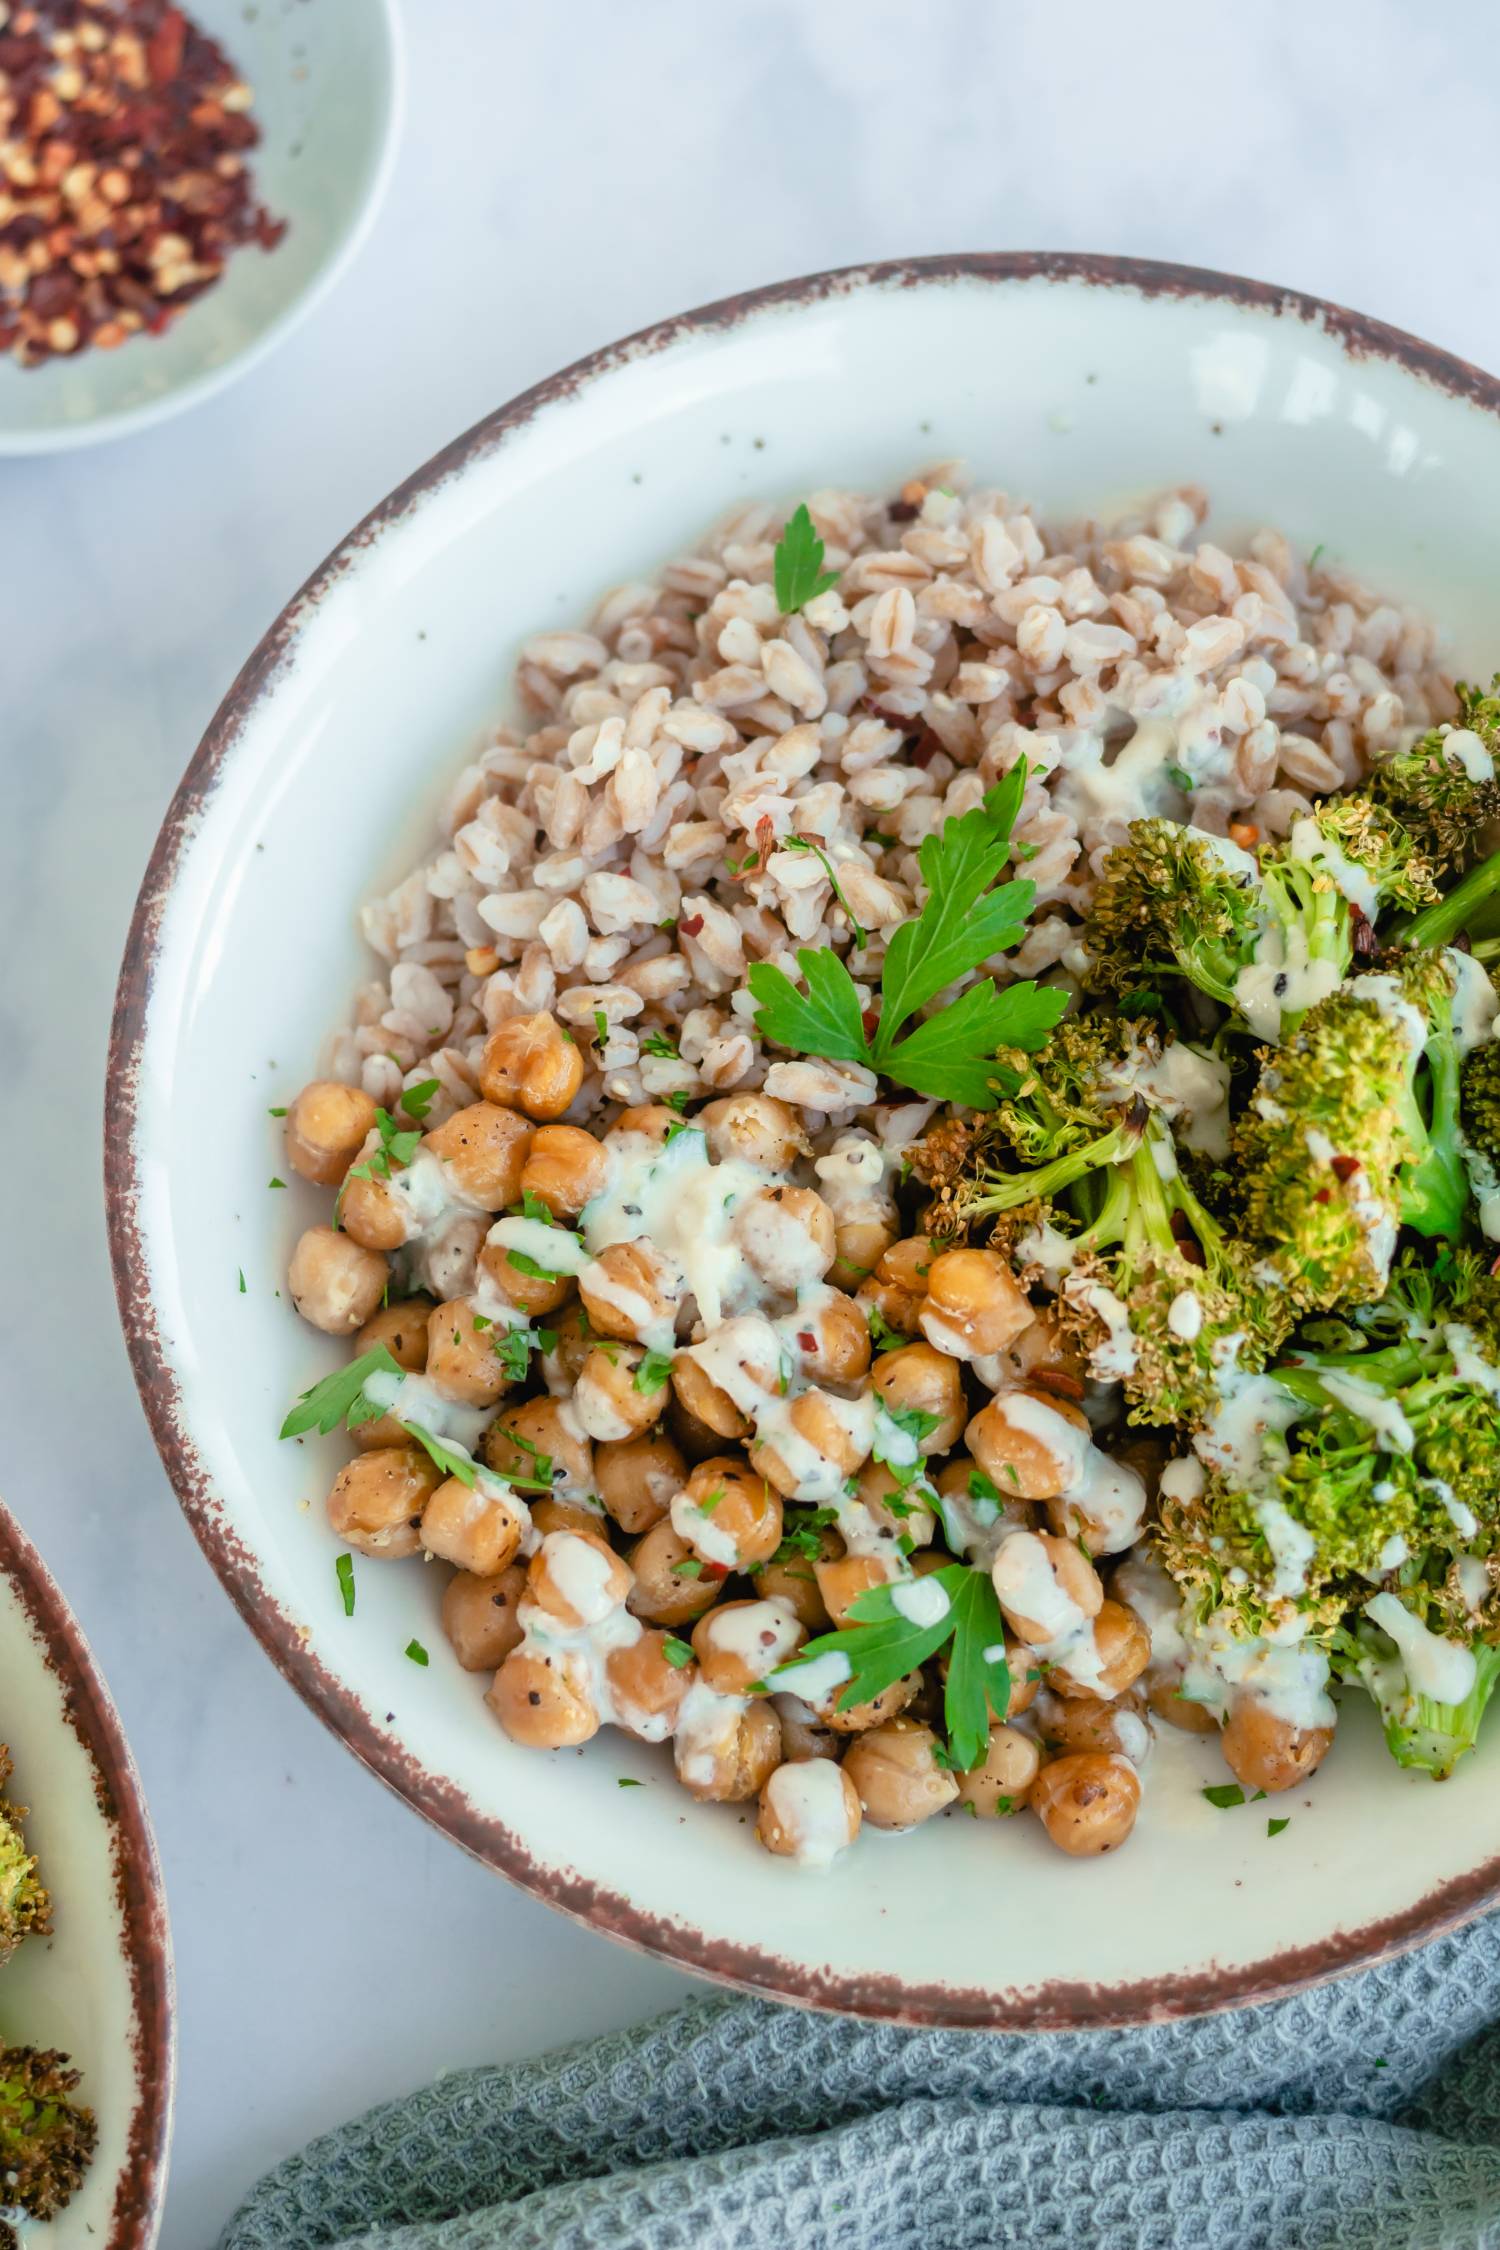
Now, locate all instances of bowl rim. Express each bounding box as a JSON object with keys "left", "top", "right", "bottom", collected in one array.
[
  {"left": 0, "top": 1497, "right": 175, "bottom": 2243},
  {"left": 106, "top": 251, "right": 1500, "bottom": 2029},
  {"left": 0, "top": 0, "right": 406, "bottom": 458}
]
